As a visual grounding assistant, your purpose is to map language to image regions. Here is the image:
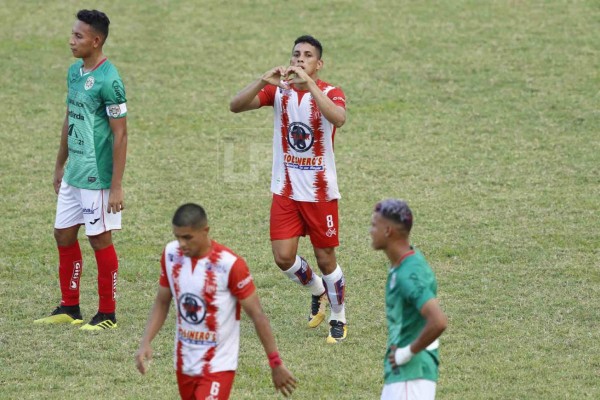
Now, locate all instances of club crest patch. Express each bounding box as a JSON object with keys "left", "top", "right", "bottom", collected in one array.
[
  {"left": 84, "top": 76, "right": 95, "bottom": 90},
  {"left": 108, "top": 104, "right": 121, "bottom": 118}
]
